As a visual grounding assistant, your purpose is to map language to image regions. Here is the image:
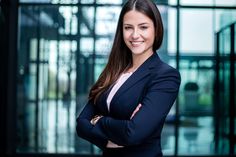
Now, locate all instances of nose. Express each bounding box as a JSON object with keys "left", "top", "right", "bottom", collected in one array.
[{"left": 131, "top": 28, "right": 140, "bottom": 39}]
